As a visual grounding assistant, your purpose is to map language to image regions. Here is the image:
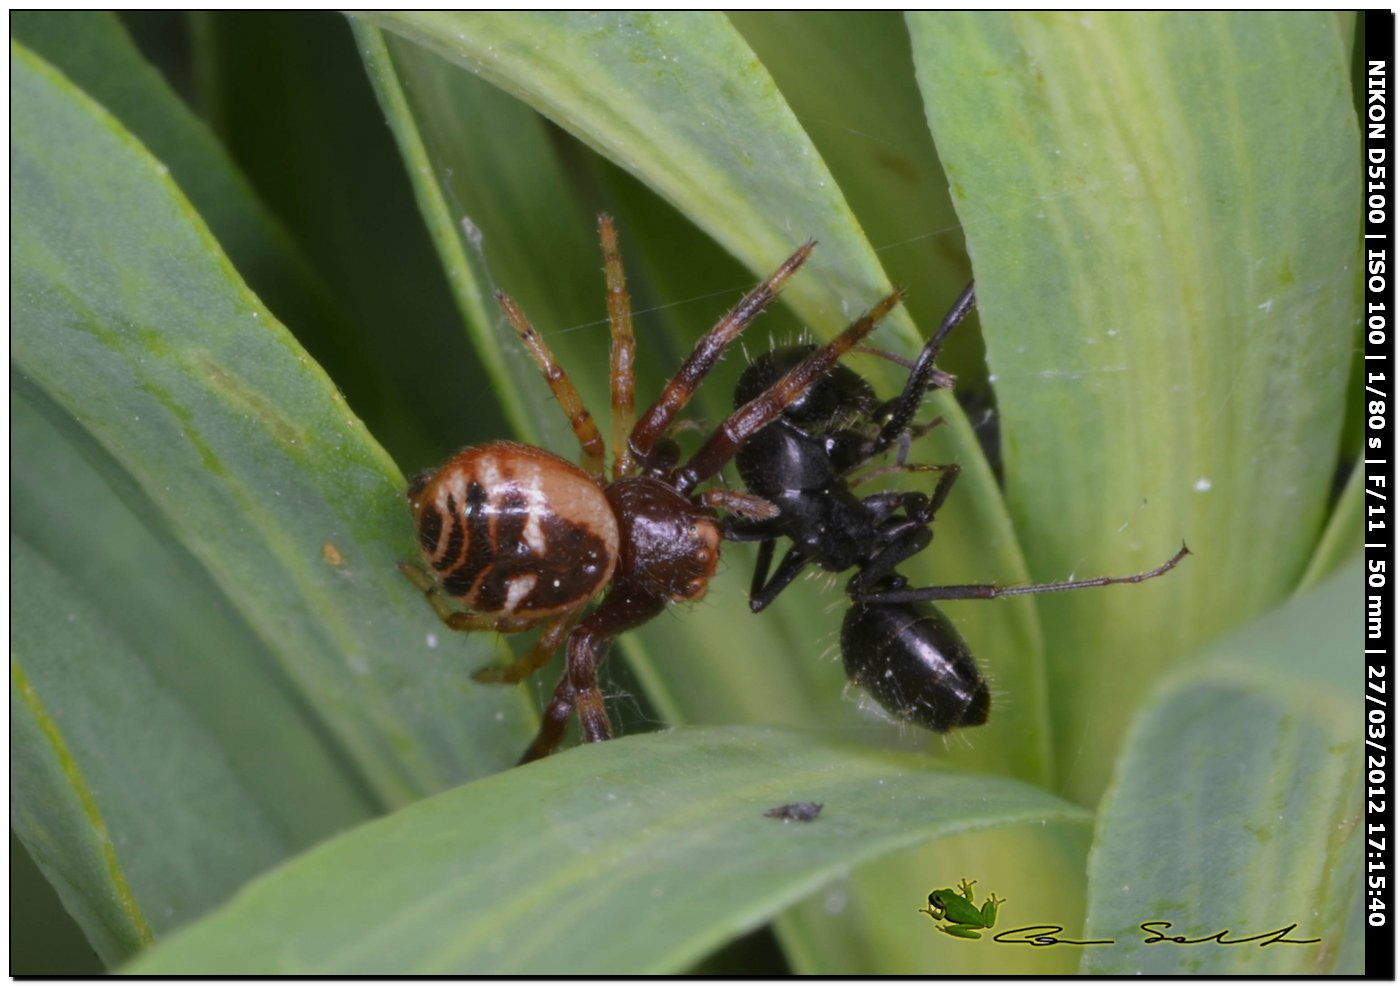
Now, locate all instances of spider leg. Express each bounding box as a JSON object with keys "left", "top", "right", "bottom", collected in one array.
[
  {"left": 870, "top": 280, "right": 975, "bottom": 456},
  {"left": 472, "top": 608, "right": 579, "bottom": 684},
  {"left": 857, "top": 543, "right": 1191, "bottom": 604},
  {"left": 698, "top": 489, "right": 780, "bottom": 521},
  {"left": 675, "top": 288, "right": 906, "bottom": 493},
  {"left": 495, "top": 291, "right": 607, "bottom": 478},
  {"left": 396, "top": 561, "right": 540, "bottom": 634},
  {"left": 628, "top": 240, "right": 815, "bottom": 465},
  {"left": 517, "top": 589, "right": 668, "bottom": 763},
  {"left": 519, "top": 675, "right": 576, "bottom": 764},
  {"left": 599, "top": 215, "right": 637, "bottom": 480}
]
